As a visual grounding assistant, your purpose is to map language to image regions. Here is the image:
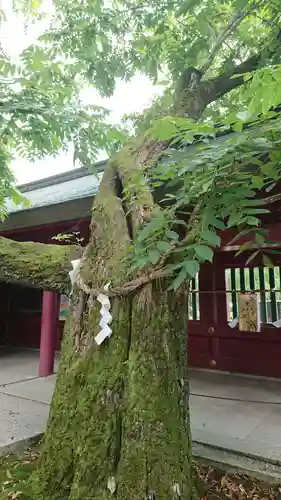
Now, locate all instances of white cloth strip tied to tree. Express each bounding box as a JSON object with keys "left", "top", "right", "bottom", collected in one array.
[
  {"left": 69, "top": 260, "right": 112, "bottom": 344},
  {"left": 69, "top": 252, "right": 171, "bottom": 298},
  {"left": 69, "top": 258, "right": 90, "bottom": 294},
  {"left": 69, "top": 259, "right": 81, "bottom": 286},
  {"left": 95, "top": 283, "right": 112, "bottom": 345}
]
